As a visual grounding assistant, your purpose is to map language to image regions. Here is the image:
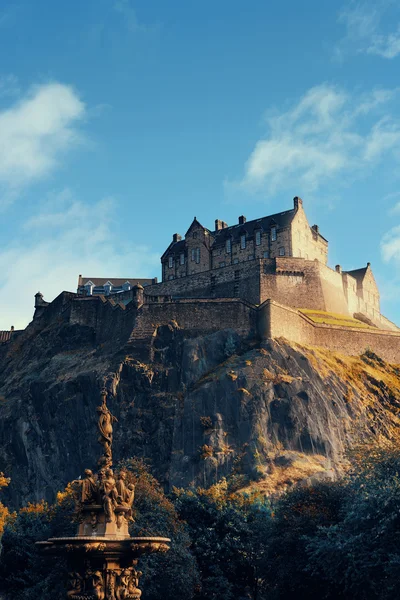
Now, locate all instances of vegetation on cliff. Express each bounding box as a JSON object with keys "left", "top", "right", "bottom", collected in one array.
[{"left": 2, "top": 447, "right": 400, "bottom": 599}]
